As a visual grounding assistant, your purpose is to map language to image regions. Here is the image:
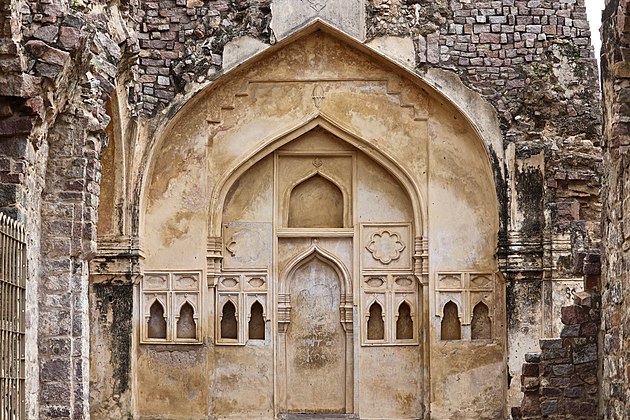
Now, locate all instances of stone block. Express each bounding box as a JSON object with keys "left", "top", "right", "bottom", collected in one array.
[
  {"left": 26, "top": 40, "right": 70, "bottom": 66},
  {"left": 541, "top": 386, "right": 561, "bottom": 397},
  {"left": 40, "top": 382, "right": 71, "bottom": 403},
  {"left": 561, "top": 305, "right": 589, "bottom": 325},
  {"left": 572, "top": 343, "right": 597, "bottom": 364},
  {"left": 540, "top": 338, "right": 562, "bottom": 349},
  {"left": 540, "top": 400, "right": 558, "bottom": 416},
  {"left": 59, "top": 26, "right": 82, "bottom": 51},
  {"left": 580, "top": 321, "right": 598, "bottom": 337},
  {"left": 522, "top": 362, "right": 539, "bottom": 377},
  {"left": 479, "top": 32, "right": 501, "bottom": 43},
  {"left": 34, "top": 25, "right": 59, "bottom": 43},
  {"left": 525, "top": 352, "right": 541, "bottom": 363},
  {"left": 40, "top": 358, "right": 72, "bottom": 382},
  {"left": 573, "top": 291, "right": 592, "bottom": 307},
  {"left": 551, "top": 364, "right": 574, "bottom": 377},
  {"left": 560, "top": 324, "right": 580, "bottom": 337},
  {"left": 0, "top": 117, "right": 35, "bottom": 137},
  {"left": 34, "top": 62, "right": 63, "bottom": 79},
  {"left": 564, "top": 385, "right": 584, "bottom": 398}
]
